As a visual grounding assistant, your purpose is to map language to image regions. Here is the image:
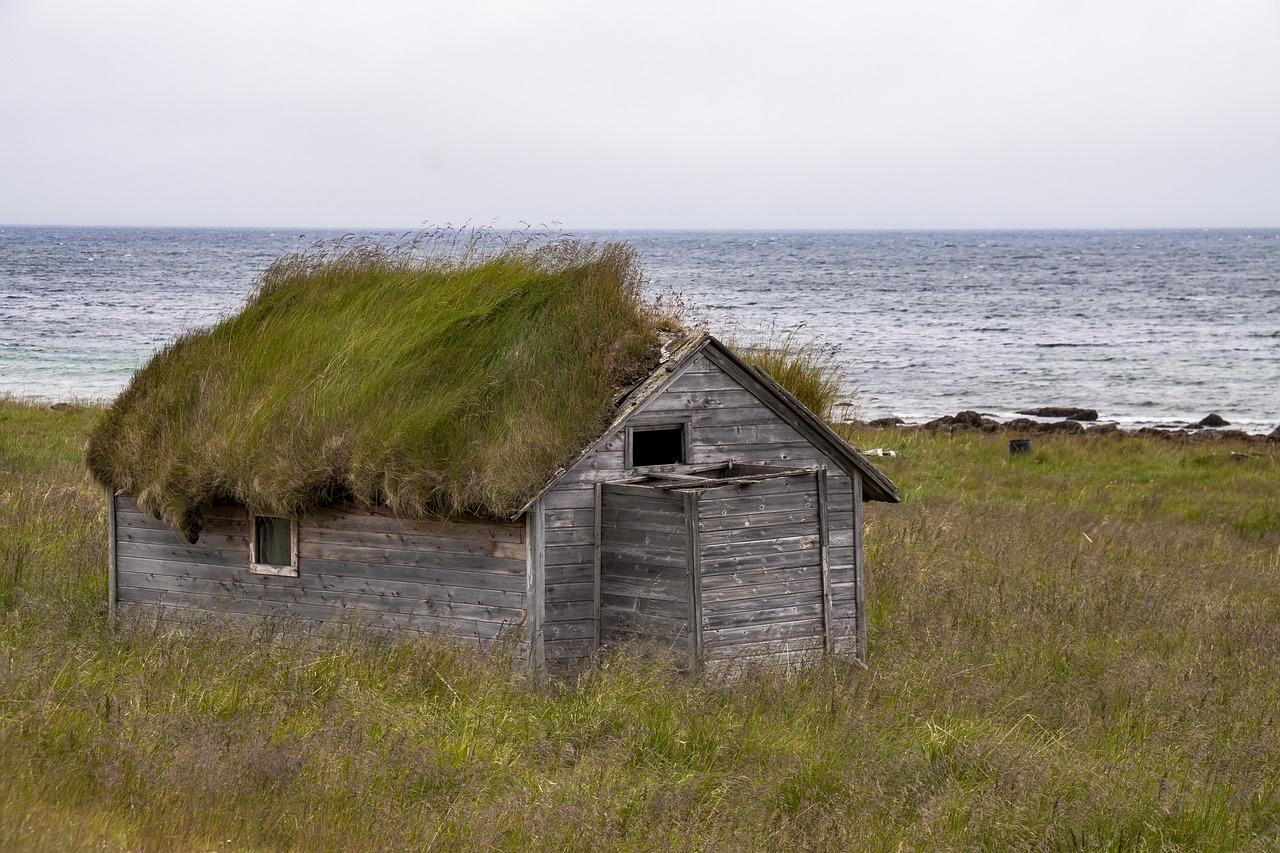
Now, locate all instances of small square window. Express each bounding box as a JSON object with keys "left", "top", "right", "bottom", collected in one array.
[
  {"left": 250, "top": 513, "right": 298, "bottom": 577},
  {"left": 629, "top": 424, "right": 687, "bottom": 467}
]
